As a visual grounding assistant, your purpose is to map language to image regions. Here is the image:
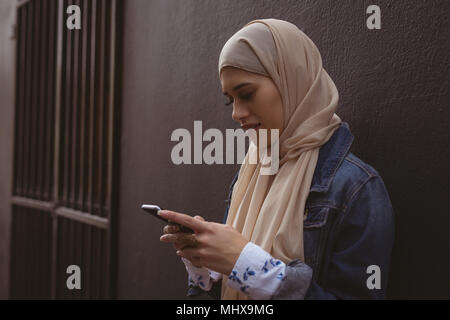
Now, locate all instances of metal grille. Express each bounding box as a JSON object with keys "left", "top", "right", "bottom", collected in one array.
[
  {"left": 11, "top": 0, "right": 121, "bottom": 299},
  {"left": 10, "top": 206, "right": 53, "bottom": 299}
]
